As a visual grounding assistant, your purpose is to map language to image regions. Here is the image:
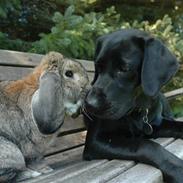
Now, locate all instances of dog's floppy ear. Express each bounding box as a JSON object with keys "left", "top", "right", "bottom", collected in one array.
[{"left": 141, "top": 37, "right": 179, "bottom": 96}]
